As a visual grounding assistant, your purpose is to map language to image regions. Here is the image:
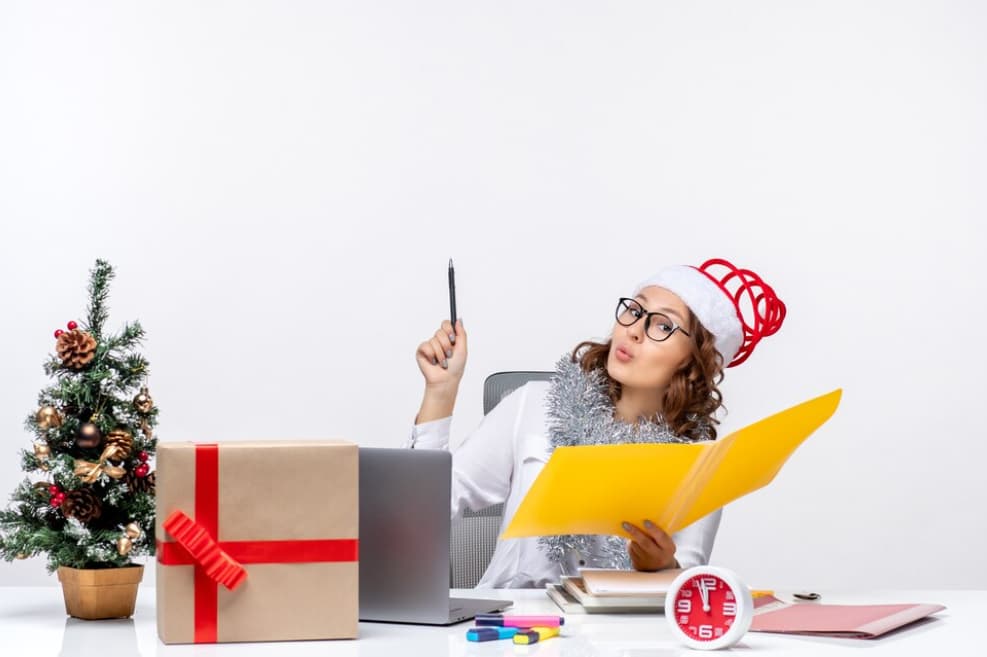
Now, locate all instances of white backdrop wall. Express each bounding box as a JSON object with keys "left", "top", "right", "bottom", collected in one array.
[{"left": 1, "top": 1, "right": 984, "bottom": 589}]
